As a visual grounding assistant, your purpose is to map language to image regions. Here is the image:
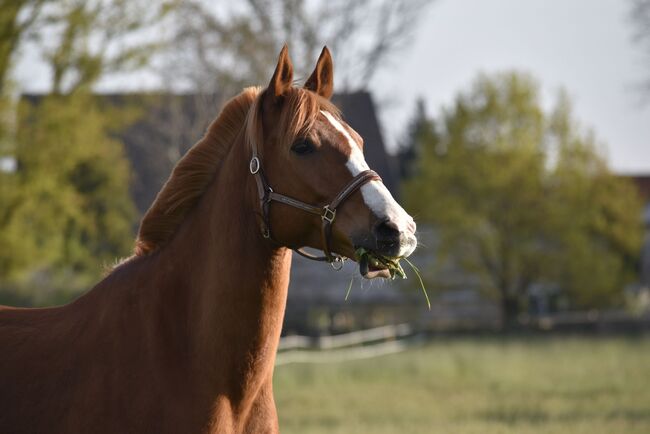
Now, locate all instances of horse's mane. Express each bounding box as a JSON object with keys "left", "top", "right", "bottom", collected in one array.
[
  {"left": 134, "top": 87, "right": 259, "bottom": 256},
  {"left": 134, "top": 85, "right": 340, "bottom": 257}
]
